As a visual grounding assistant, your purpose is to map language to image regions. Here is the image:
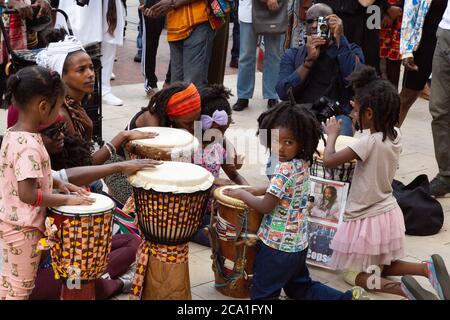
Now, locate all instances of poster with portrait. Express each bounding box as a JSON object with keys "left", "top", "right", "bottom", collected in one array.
[{"left": 306, "top": 177, "right": 349, "bottom": 269}]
